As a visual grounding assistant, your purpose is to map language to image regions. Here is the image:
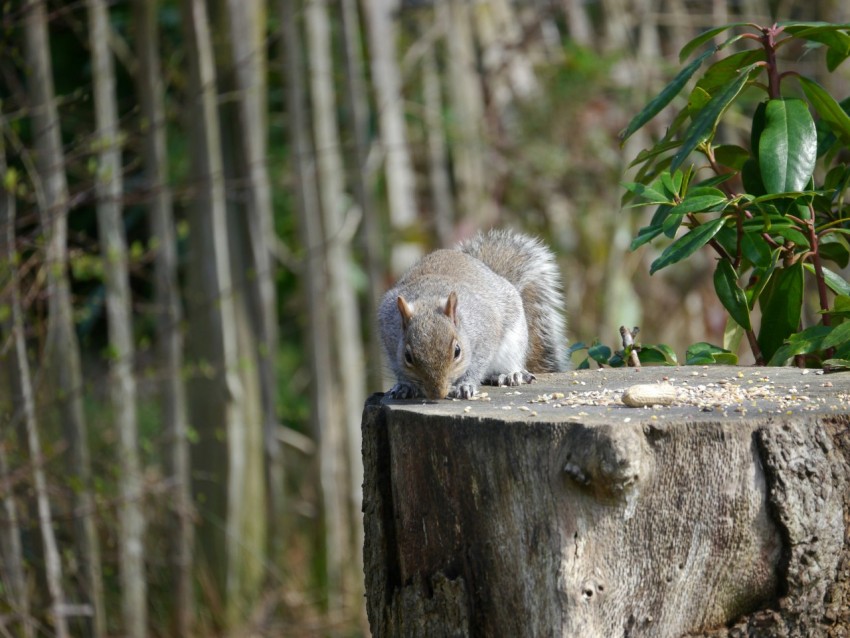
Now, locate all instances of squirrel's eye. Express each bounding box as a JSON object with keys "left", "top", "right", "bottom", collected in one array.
[
  {"left": 404, "top": 348, "right": 414, "bottom": 365},
  {"left": 453, "top": 343, "right": 461, "bottom": 360}
]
